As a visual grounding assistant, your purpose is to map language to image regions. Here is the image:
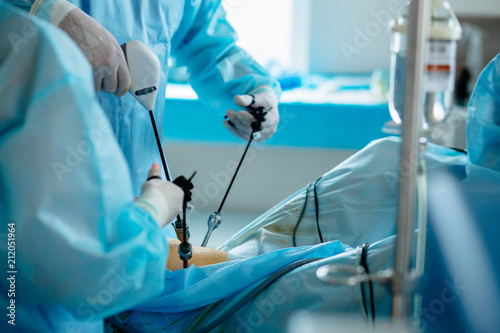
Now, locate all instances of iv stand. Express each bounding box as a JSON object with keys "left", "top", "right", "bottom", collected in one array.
[
  {"left": 391, "top": 0, "right": 429, "bottom": 325},
  {"left": 315, "top": 1, "right": 457, "bottom": 329}
]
